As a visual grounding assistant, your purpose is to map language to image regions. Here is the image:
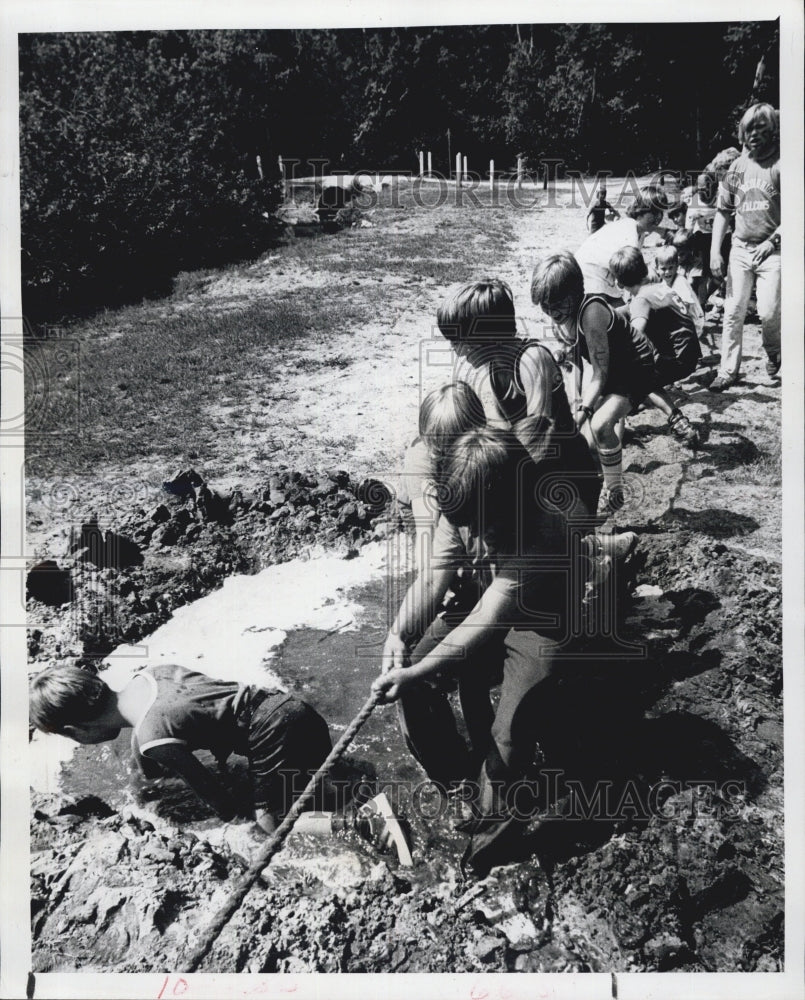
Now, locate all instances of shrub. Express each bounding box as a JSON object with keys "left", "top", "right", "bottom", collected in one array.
[{"left": 19, "top": 32, "right": 283, "bottom": 318}]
